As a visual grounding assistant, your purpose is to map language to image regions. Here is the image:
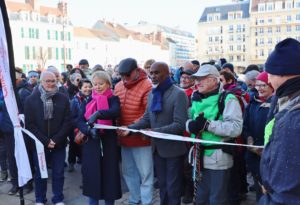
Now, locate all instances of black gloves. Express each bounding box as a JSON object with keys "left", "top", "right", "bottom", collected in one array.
[
  {"left": 188, "top": 112, "right": 209, "bottom": 135},
  {"left": 88, "top": 127, "right": 100, "bottom": 140},
  {"left": 88, "top": 111, "right": 101, "bottom": 126}
]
